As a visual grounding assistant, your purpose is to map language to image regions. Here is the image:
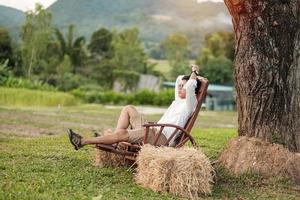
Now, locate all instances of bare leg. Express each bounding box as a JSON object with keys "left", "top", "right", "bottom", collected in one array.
[
  {"left": 74, "top": 105, "right": 140, "bottom": 147},
  {"left": 116, "top": 105, "right": 140, "bottom": 129},
  {"left": 82, "top": 129, "right": 129, "bottom": 145}
]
